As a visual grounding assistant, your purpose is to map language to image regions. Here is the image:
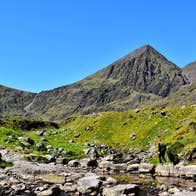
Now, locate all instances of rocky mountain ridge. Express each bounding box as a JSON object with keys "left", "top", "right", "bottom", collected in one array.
[
  {"left": 0, "top": 85, "right": 35, "bottom": 118},
  {"left": 0, "top": 45, "right": 195, "bottom": 122}
]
